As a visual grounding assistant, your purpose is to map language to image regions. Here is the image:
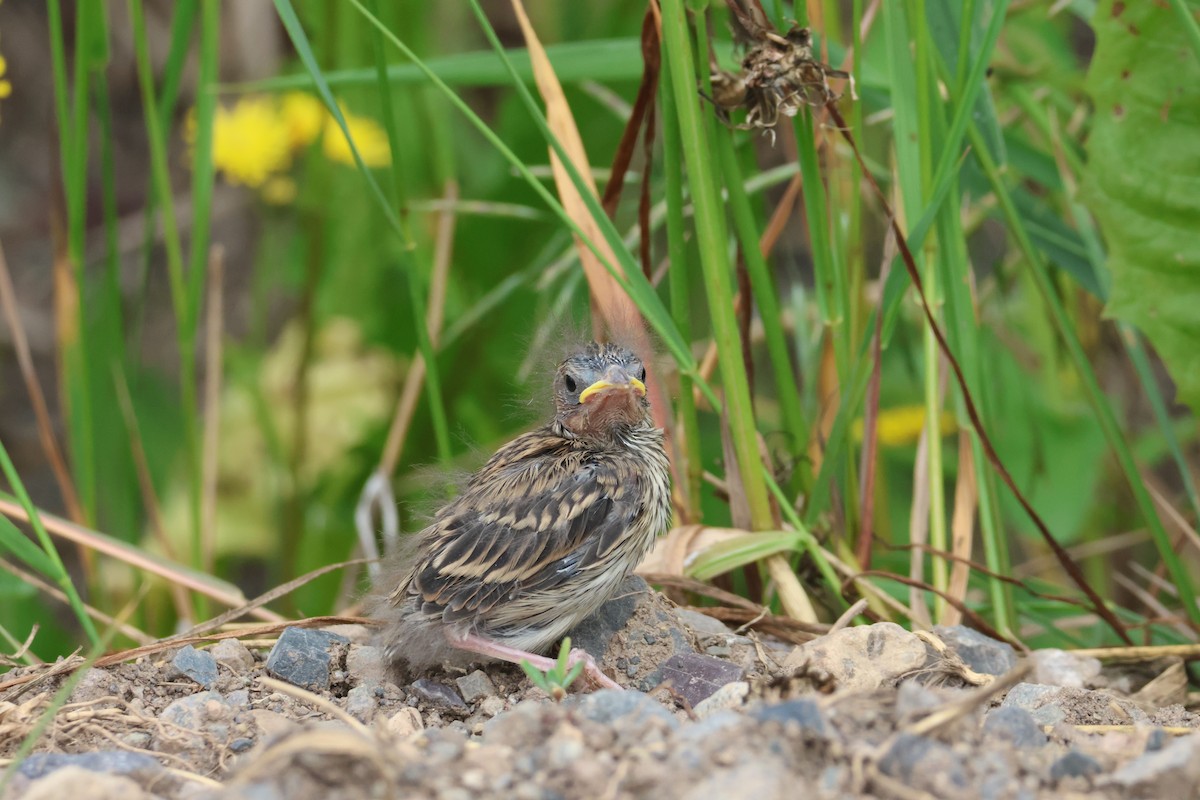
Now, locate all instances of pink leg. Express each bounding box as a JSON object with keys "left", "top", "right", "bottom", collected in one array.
[{"left": 447, "top": 631, "right": 623, "bottom": 692}]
